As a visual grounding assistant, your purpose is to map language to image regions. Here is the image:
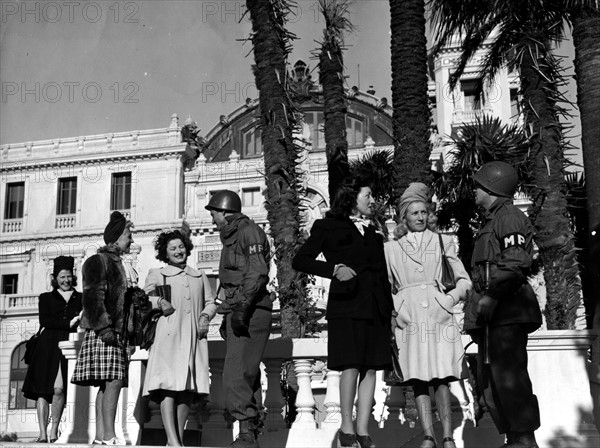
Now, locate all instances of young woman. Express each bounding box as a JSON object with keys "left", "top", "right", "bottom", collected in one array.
[
  {"left": 293, "top": 178, "right": 393, "bottom": 448},
  {"left": 142, "top": 228, "right": 217, "bottom": 447},
  {"left": 384, "top": 183, "right": 472, "bottom": 448},
  {"left": 23, "top": 256, "right": 82, "bottom": 443}
]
